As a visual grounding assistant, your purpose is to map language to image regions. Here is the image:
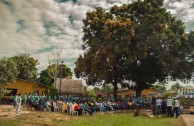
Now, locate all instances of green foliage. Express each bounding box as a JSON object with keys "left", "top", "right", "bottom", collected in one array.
[
  {"left": 0, "top": 111, "right": 180, "bottom": 126},
  {"left": 44, "top": 85, "right": 58, "bottom": 97},
  {"left": 0, "top": 88, "right": 12, "bottom": 99},
  {"left": 38, "top": 69, "right": 52, "bottom": 86},
  {"left": 0, "top": 58, "right": 18, "bottom": 99},
  {"left": 153, "top": 85, "right": 166, "bottom": 92},
  {"left": 171, "top": 83, "right": 183, "bottom": 91},
  {"left": 10, "top": 54, "right": 39, "bottom": 81},
  {"left": 93, "top": 87, "right": 101, "bottom": 93},
  {"left": 162, "top": 91, "right": 175, "bottom": 98},
  {"left": 187, "top": 31, "right": 194, "bottom": 62},
  {"left": 0, "top": 58, "right": 18, "bottom": 88},
  {"left": 101, "top": 84, "right": 113, "bottom": 96},
  {"left": 38, "top": 64, "right": 72, "bottom": 86},
  {"left": 84, "top": 87, "right": 96, "bottom": 98},
  {"left": 74, "top": 0, "right": 194, "bottom": 98}
]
